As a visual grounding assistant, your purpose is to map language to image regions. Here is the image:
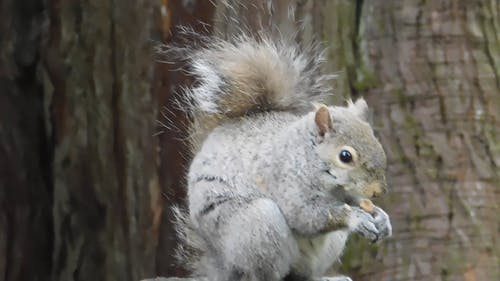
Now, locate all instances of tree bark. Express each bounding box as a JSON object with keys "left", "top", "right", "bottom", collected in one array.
[
  {"left": 1, "top": 1, "right": 214, "bottom": 281},
  {"left": 43, "top": 1, "right": 163, "bottom": 280},
  {"left": 350, "top": 1, "right": 499, "bottom": 280},
  {"left": 43, "top": 0, "right": 215, "bottom": 280},
  {"left": 0, "top": 1, "right": 52, "bottom": 281},
  {"left": 295, "top": 1, "right": 500, "bottom": 280}
]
